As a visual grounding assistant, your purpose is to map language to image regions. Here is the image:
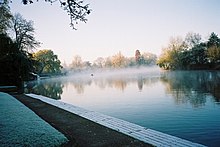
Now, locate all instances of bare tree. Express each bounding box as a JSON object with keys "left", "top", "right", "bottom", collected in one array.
[
  {"left": 12, "top": 13, "right": 40, "bottom": 52},
  {"left": 70, "top": 55, "right": 83, "bottom": 69},
  {"left": 94, "top": 57, "right": 105, "bottom": 68},
  {"left": 111, "top": 52, "right": 125, "bottom": 68},
  {"left": 184, "top": 32, "right": 201, "bottom": 49}
]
